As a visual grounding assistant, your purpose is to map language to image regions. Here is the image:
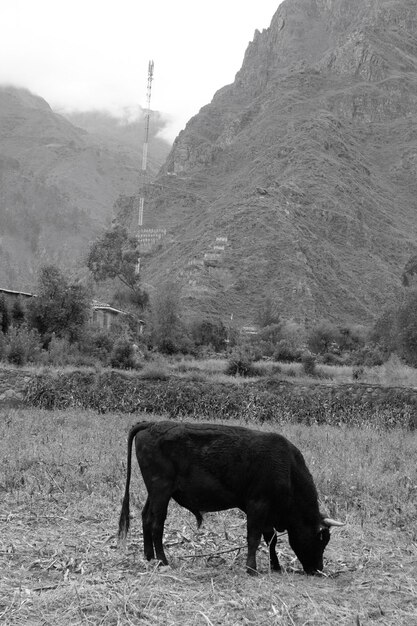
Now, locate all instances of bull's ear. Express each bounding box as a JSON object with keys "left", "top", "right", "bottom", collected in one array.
[{"left": 321, "top": 517, "right": 345, "bottom": 528}]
